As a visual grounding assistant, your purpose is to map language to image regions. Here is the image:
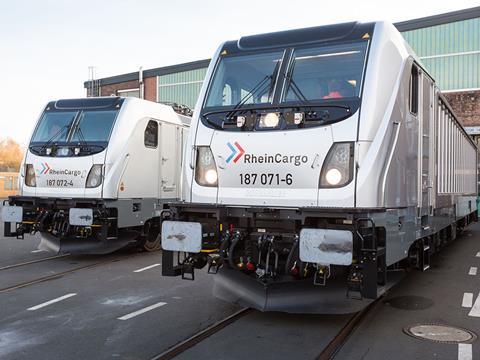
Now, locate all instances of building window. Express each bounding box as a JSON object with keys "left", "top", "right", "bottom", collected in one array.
[
  {"left": 117, "top": 88, "right": 140, "bottom": 98},
  {"left": 409, "top": 64, "right": 419, "bottom": 115},
  {"left": 144, "top": 120, "right": 158, "bottom": 148}
]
